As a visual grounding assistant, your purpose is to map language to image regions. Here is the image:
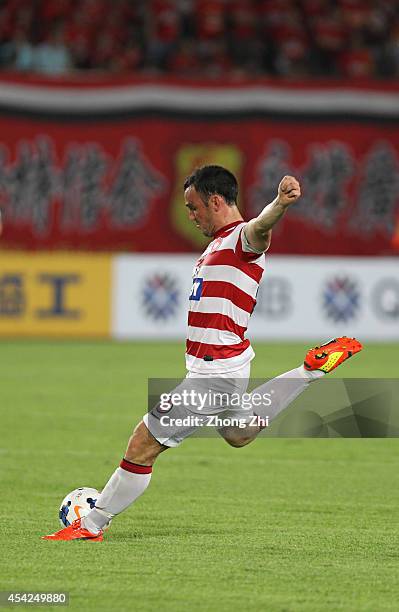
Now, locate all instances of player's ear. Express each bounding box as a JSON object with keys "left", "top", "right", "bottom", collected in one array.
[{"left": 210, "top": 195, "right": 222, "bottom": 211}]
